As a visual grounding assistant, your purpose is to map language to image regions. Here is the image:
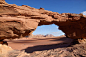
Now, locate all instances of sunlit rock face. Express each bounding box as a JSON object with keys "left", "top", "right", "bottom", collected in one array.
[
  {"left": 0, "top": 0, "right": 86, "bottom": 40},
  {"left": 0, "top": 0, "right": 7, "bottom": 4}
]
